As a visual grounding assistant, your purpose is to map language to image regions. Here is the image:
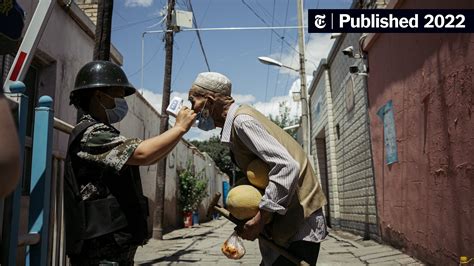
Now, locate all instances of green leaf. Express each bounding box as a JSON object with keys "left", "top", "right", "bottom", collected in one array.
[{"left": 178, "top": 162, "right": 209, "bottom": 212}]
